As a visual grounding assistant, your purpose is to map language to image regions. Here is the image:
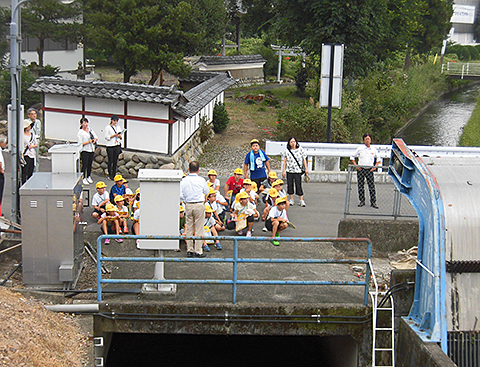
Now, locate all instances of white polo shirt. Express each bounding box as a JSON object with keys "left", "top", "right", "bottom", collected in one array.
[{"left": 350, "top": 145, "right": 380, "bottom": 166}]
